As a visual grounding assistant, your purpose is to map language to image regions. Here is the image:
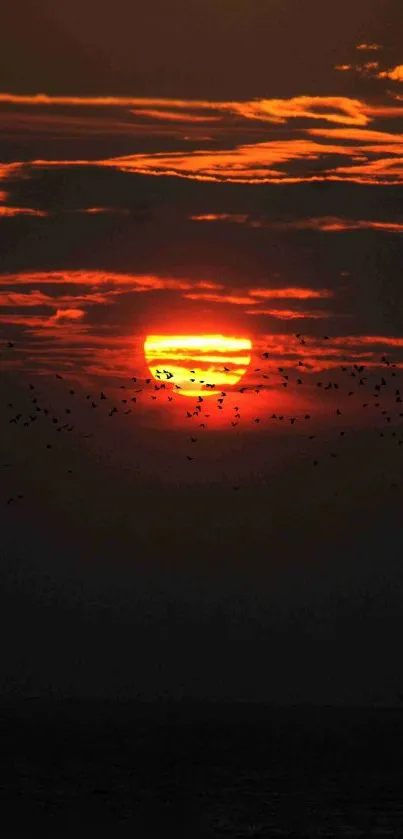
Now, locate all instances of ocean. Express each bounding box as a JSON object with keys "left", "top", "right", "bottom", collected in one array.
[{"left": 1, "top": 701, "right": 403, "bottom": 836}]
